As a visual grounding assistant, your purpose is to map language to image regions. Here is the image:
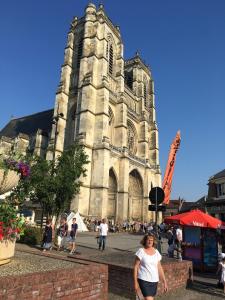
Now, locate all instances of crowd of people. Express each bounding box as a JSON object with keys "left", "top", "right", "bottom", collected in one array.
[{"left": 40, "top": 217, "right": 225, "bottom": 298}]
